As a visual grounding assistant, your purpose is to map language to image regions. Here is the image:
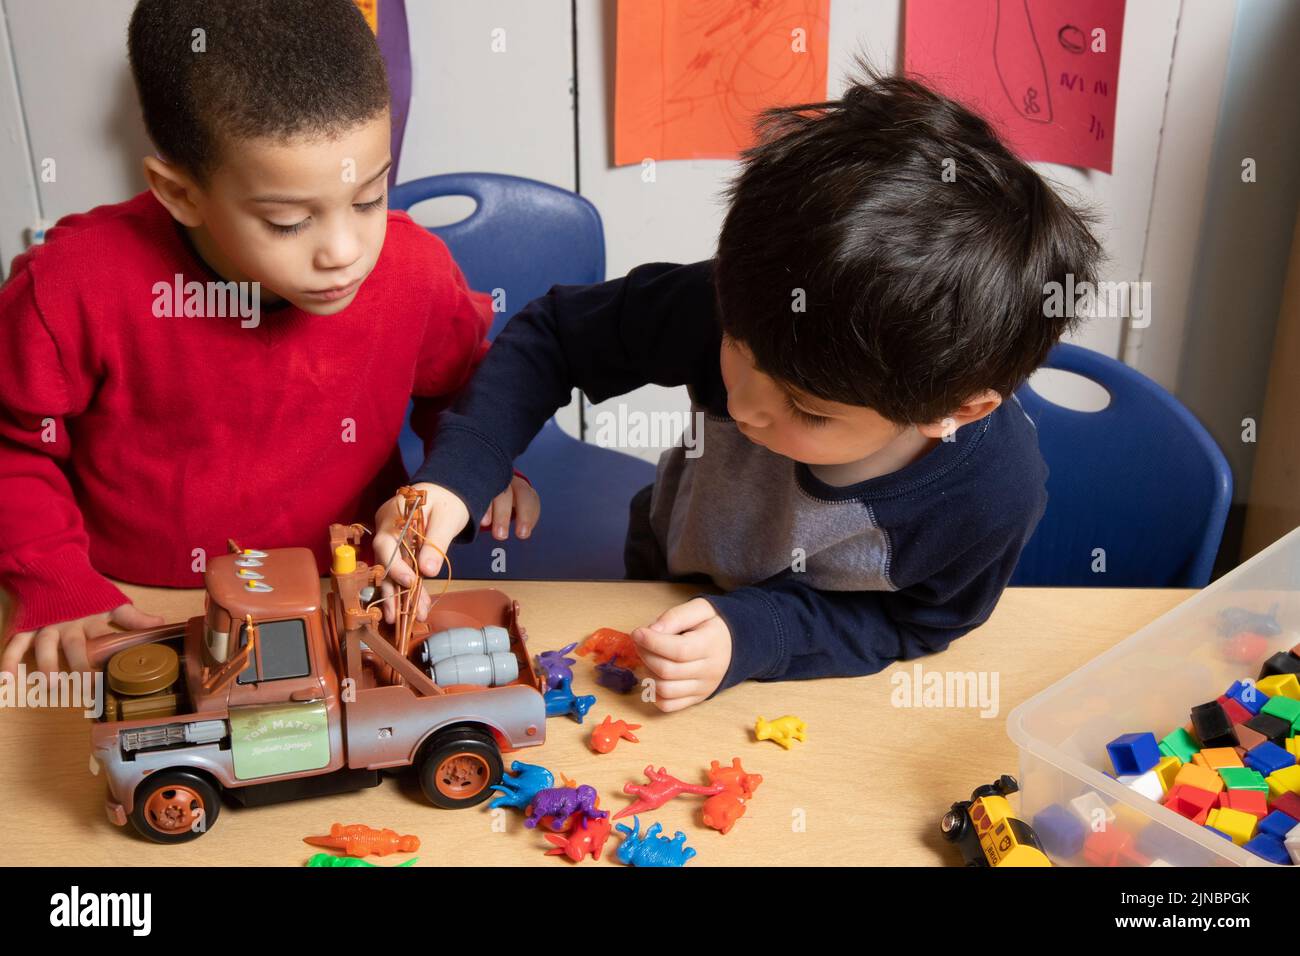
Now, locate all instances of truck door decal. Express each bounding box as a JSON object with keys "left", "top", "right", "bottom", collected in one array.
[{"left": 229, "top": 701, "right": 331, "bottom": 780}]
